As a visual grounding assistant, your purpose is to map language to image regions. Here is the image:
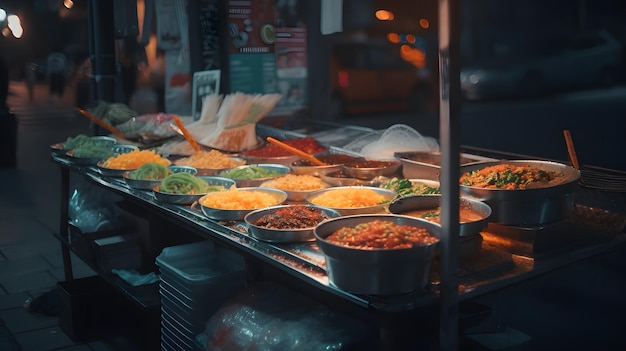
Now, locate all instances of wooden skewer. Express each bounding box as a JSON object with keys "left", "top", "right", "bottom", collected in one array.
[
  {"left": 266, "top": 137, "right": 326, "bottom": 166},
  {"left": 563, "top": 129, "right": 580, "bottom": 170},
  {"left": 173, "top": 115, "right": 201, "bottom": 153},
  {"left": 74, "top": 107, "right": 126, "bottom": 139}
]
